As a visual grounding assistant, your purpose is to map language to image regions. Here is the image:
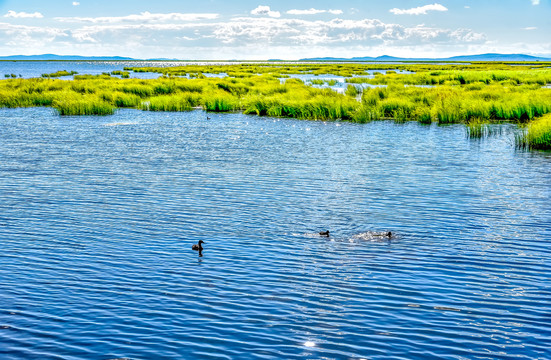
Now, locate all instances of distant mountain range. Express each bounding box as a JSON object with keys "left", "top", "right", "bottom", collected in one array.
[
  {"left": 300, "top": 53, "right": 551, "bottom": 62},
  {"left": 0, "top": 53, "right": 550, "bottom": 62}
]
